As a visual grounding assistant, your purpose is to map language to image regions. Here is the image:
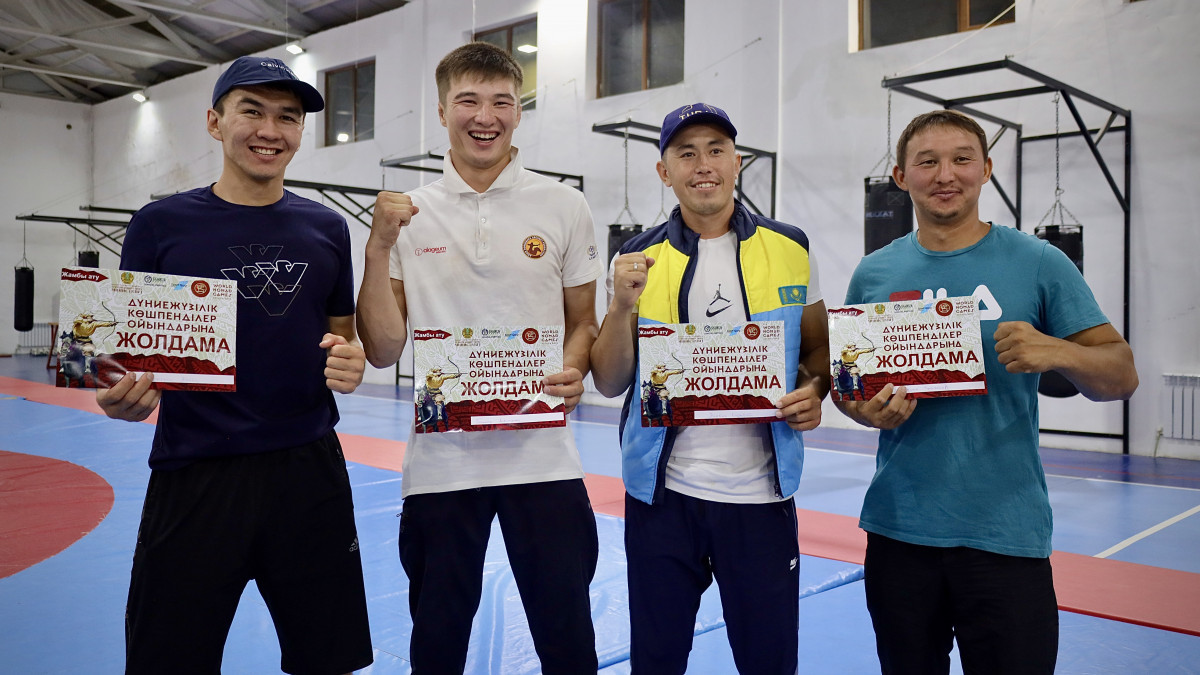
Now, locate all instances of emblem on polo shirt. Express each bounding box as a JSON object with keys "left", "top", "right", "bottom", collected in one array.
[{"left": 522, "top": 235, "right": 547, "bottom": 259}]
